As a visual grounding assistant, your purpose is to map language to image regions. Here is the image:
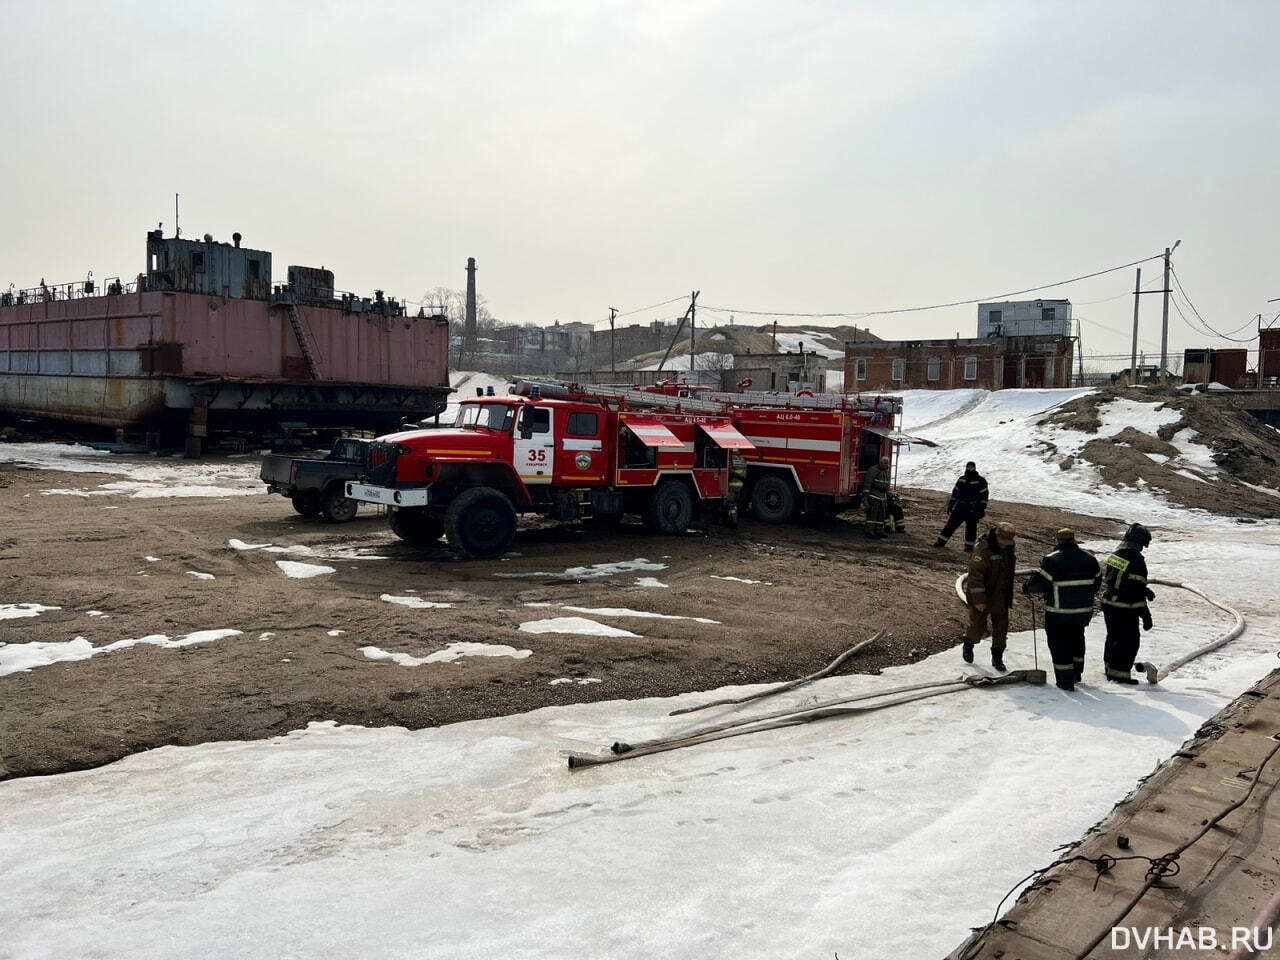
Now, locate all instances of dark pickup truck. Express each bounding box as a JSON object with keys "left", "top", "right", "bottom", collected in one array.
[{"left": 260, "top": 437, "right": 368, "bottom": 522}]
